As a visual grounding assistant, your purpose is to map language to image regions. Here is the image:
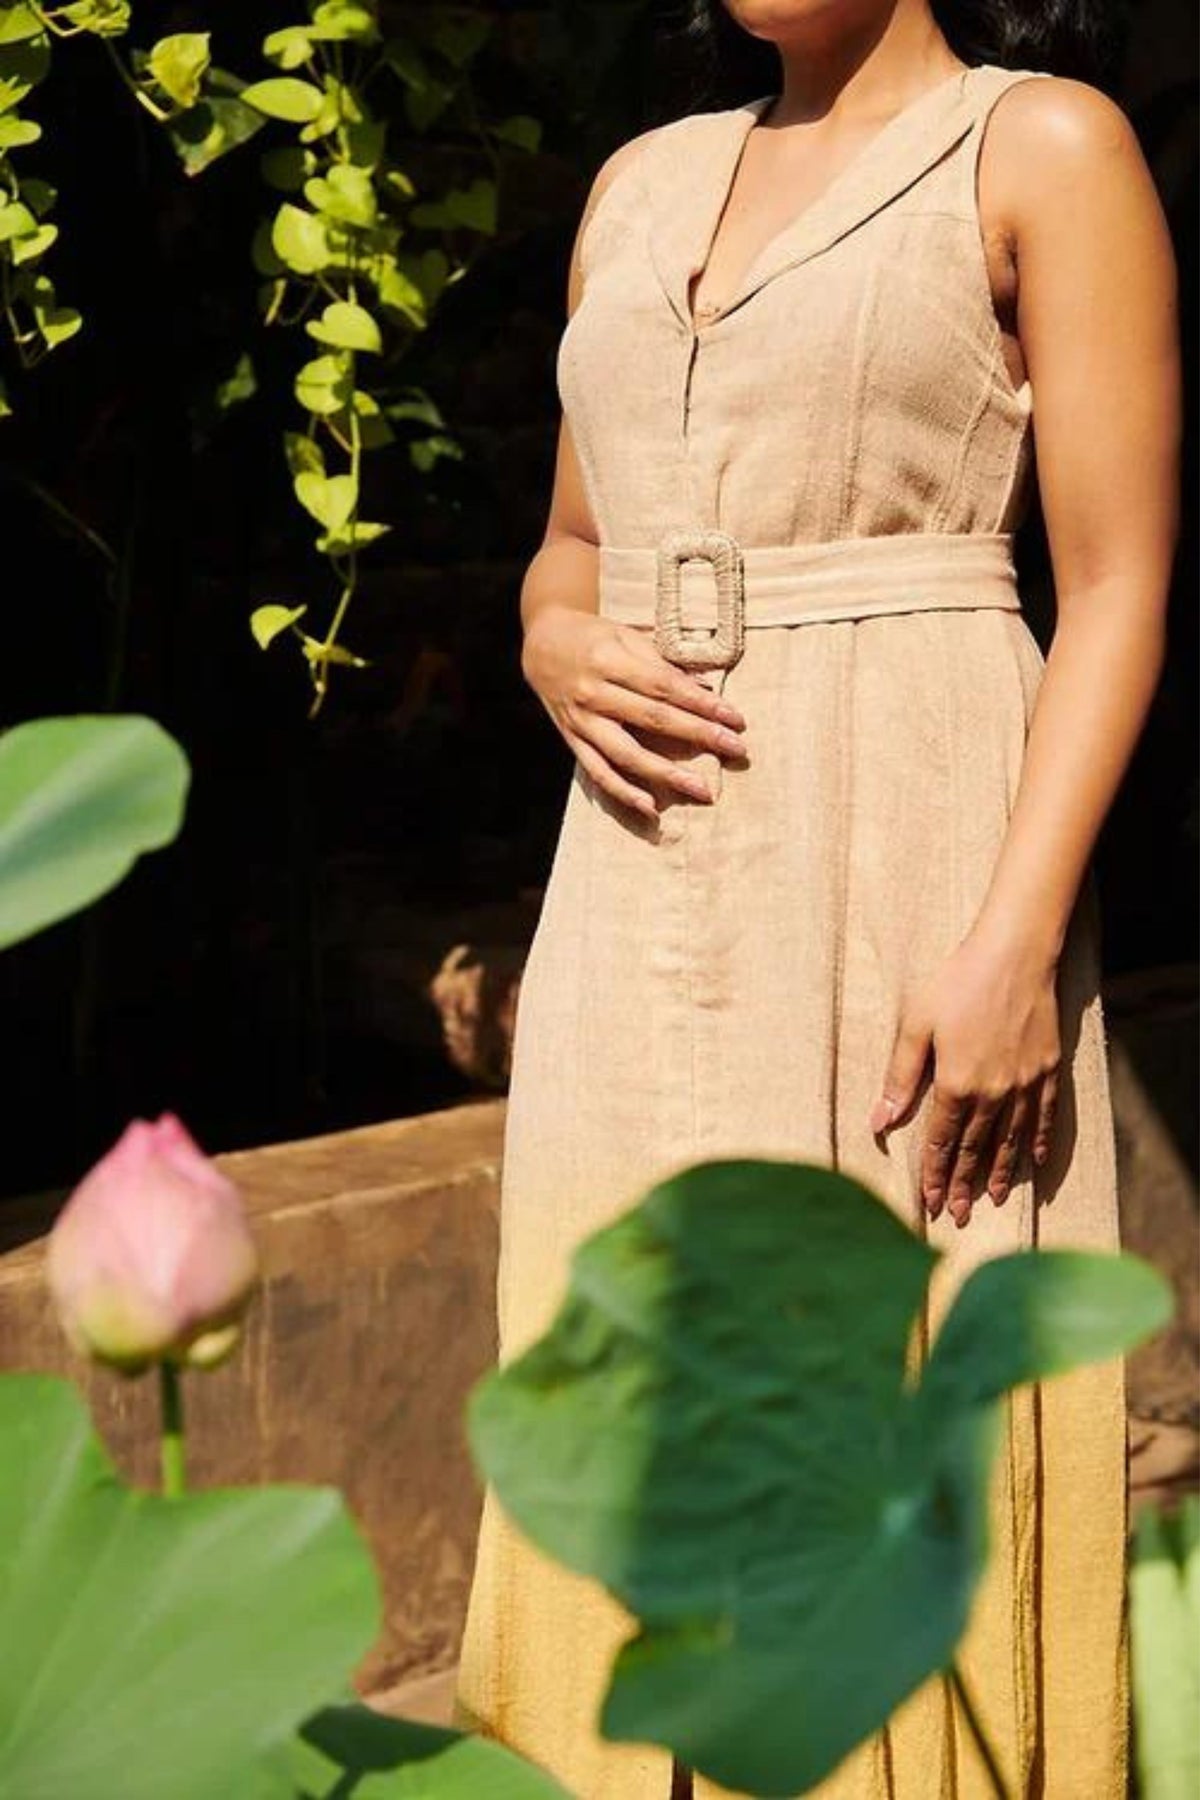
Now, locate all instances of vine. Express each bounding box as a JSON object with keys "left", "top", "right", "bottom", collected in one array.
[
  {"left": 0, "top": 0, "right": 540, "bottom": 713},
  {"left": 243, "top": 1, "right": 537, "bottom": 713}
]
